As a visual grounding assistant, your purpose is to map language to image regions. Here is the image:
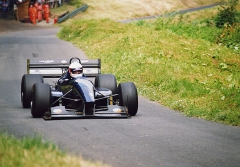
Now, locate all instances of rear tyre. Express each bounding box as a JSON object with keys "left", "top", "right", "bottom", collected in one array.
[
  {"left": 31, "top": 83, "right": 51, "bottom": 118},
  {"left": 95, "top": 74, "right": 118, "bottom": 104},
  {"left": 21, "top": 74, "right": 43, "bottom": 108},
  {"left": 118, "top": 82, "right": 138, "bottom": 116}
]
